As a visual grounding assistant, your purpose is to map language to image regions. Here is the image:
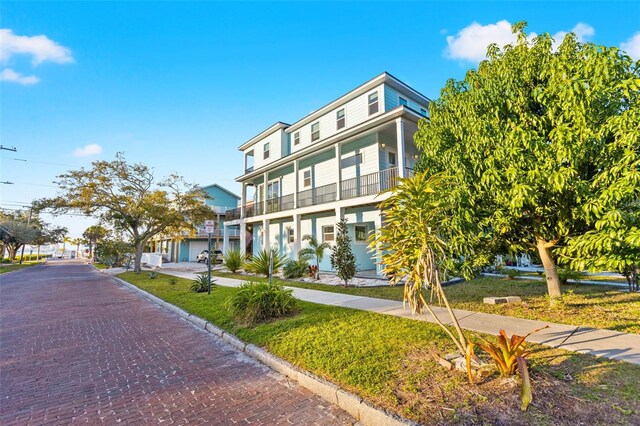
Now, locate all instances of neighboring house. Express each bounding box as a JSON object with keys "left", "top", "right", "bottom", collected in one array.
[
  {"left": 152, "top": 184, "right": 240, "bottom": 262},
  {"left": 223, "top": 72, "right": 429, "bottom": 275}
]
